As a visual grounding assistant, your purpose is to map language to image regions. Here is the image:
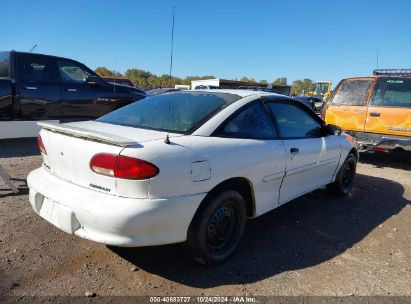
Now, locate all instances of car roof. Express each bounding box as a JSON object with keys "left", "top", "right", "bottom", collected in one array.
[
  {"left": 191, "top": 89, "right": 286, "bottom": 98},
  {"left": 5, "top": 50, "right": 87, "bottom": 65}
]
